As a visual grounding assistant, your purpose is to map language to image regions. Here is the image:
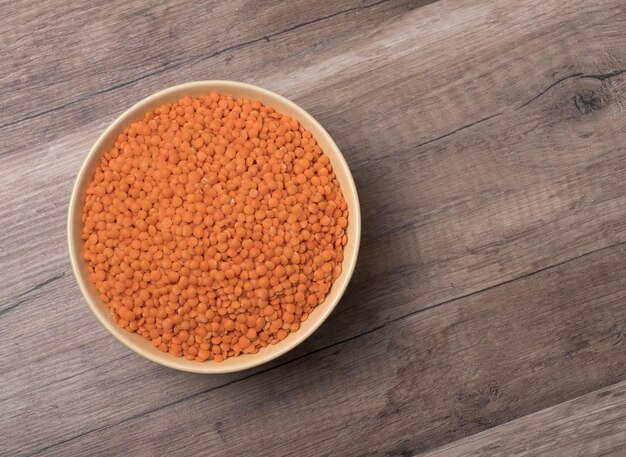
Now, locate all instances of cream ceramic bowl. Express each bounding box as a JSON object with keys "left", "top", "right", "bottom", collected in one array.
[{"left": 68, "top": 81, "right": 361, "bottom": 373}]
